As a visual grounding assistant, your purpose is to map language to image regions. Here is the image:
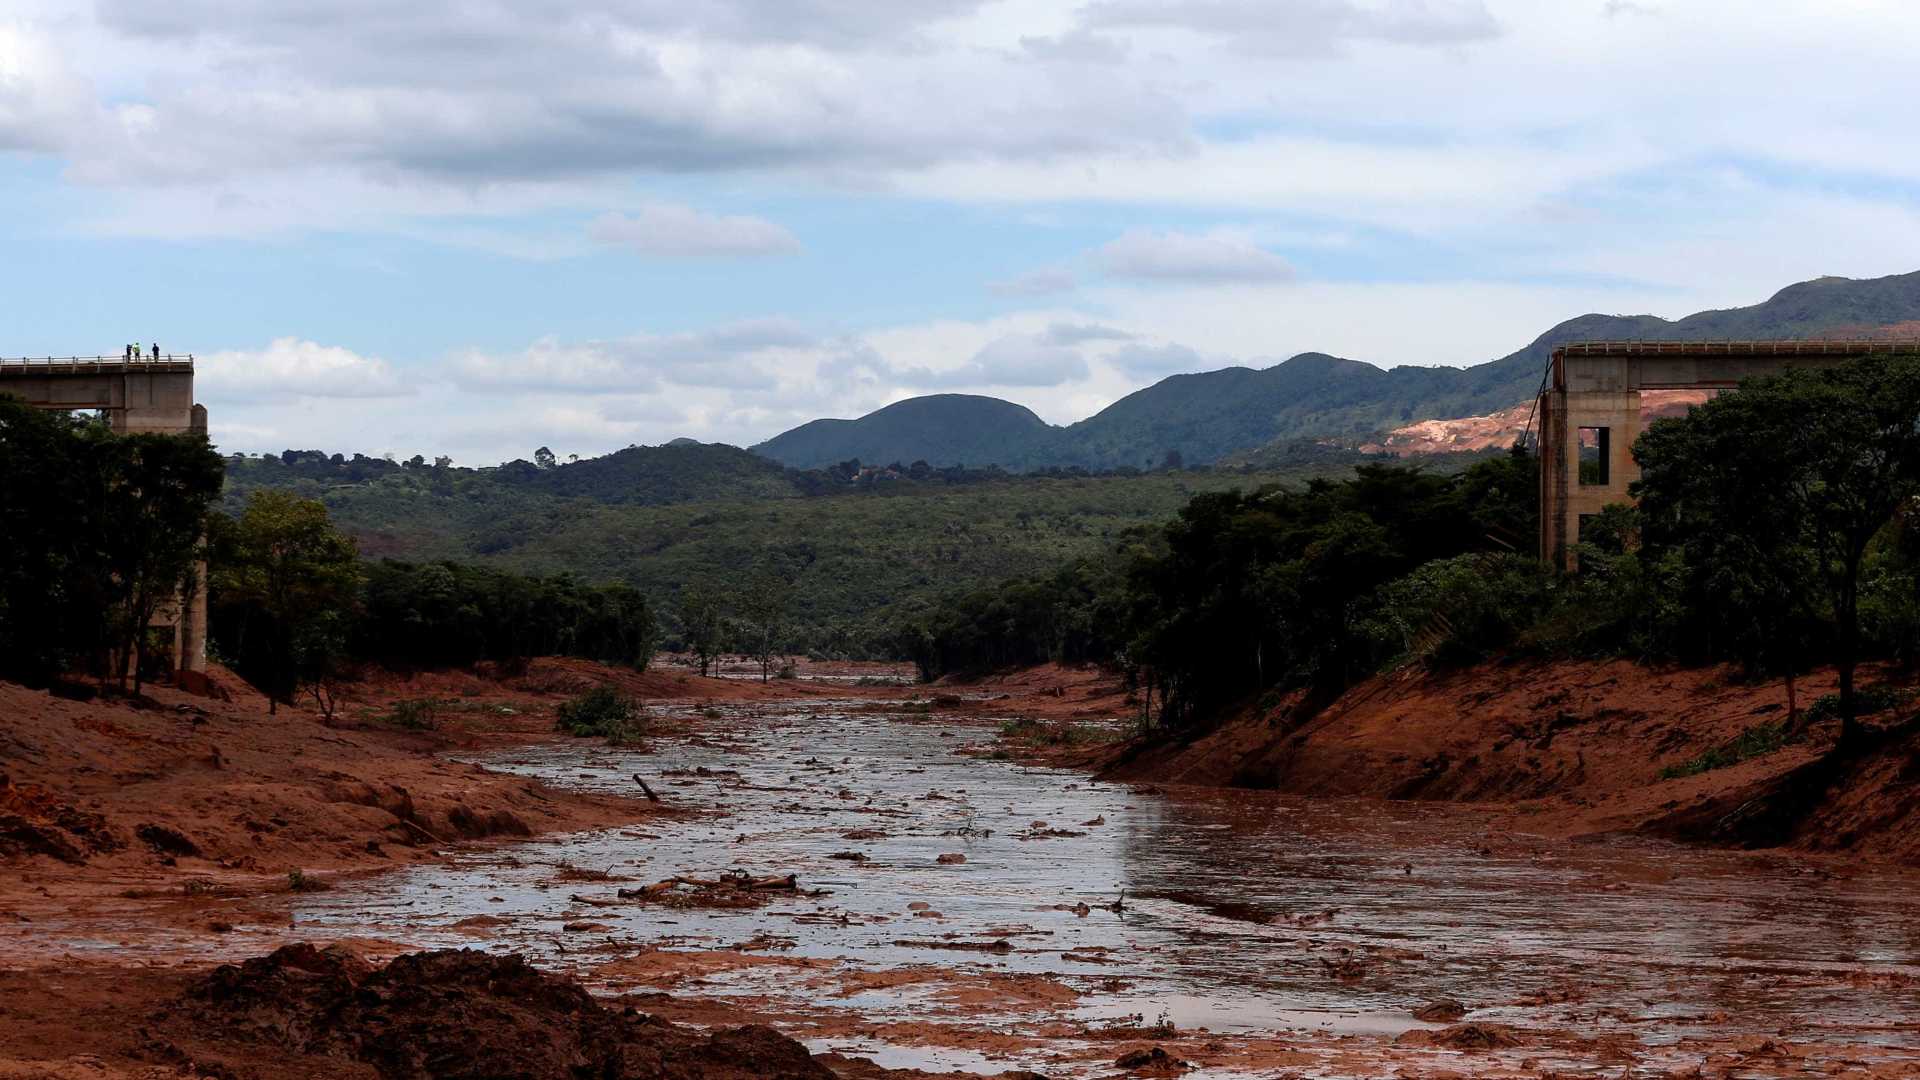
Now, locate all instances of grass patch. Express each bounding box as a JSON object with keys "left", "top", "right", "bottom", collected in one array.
[
  {"left": 1802, "top": 686, "right": 1911, "bottom": 726},
  {"left": 1660, "top": 721, "right": 1788, "bottom": 779},
  {"left": 997, "top": 717, "right": 1121, "bottom": 748},
  {"left": 381, "top": 697, "right": 449, "bottom": 731}
]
